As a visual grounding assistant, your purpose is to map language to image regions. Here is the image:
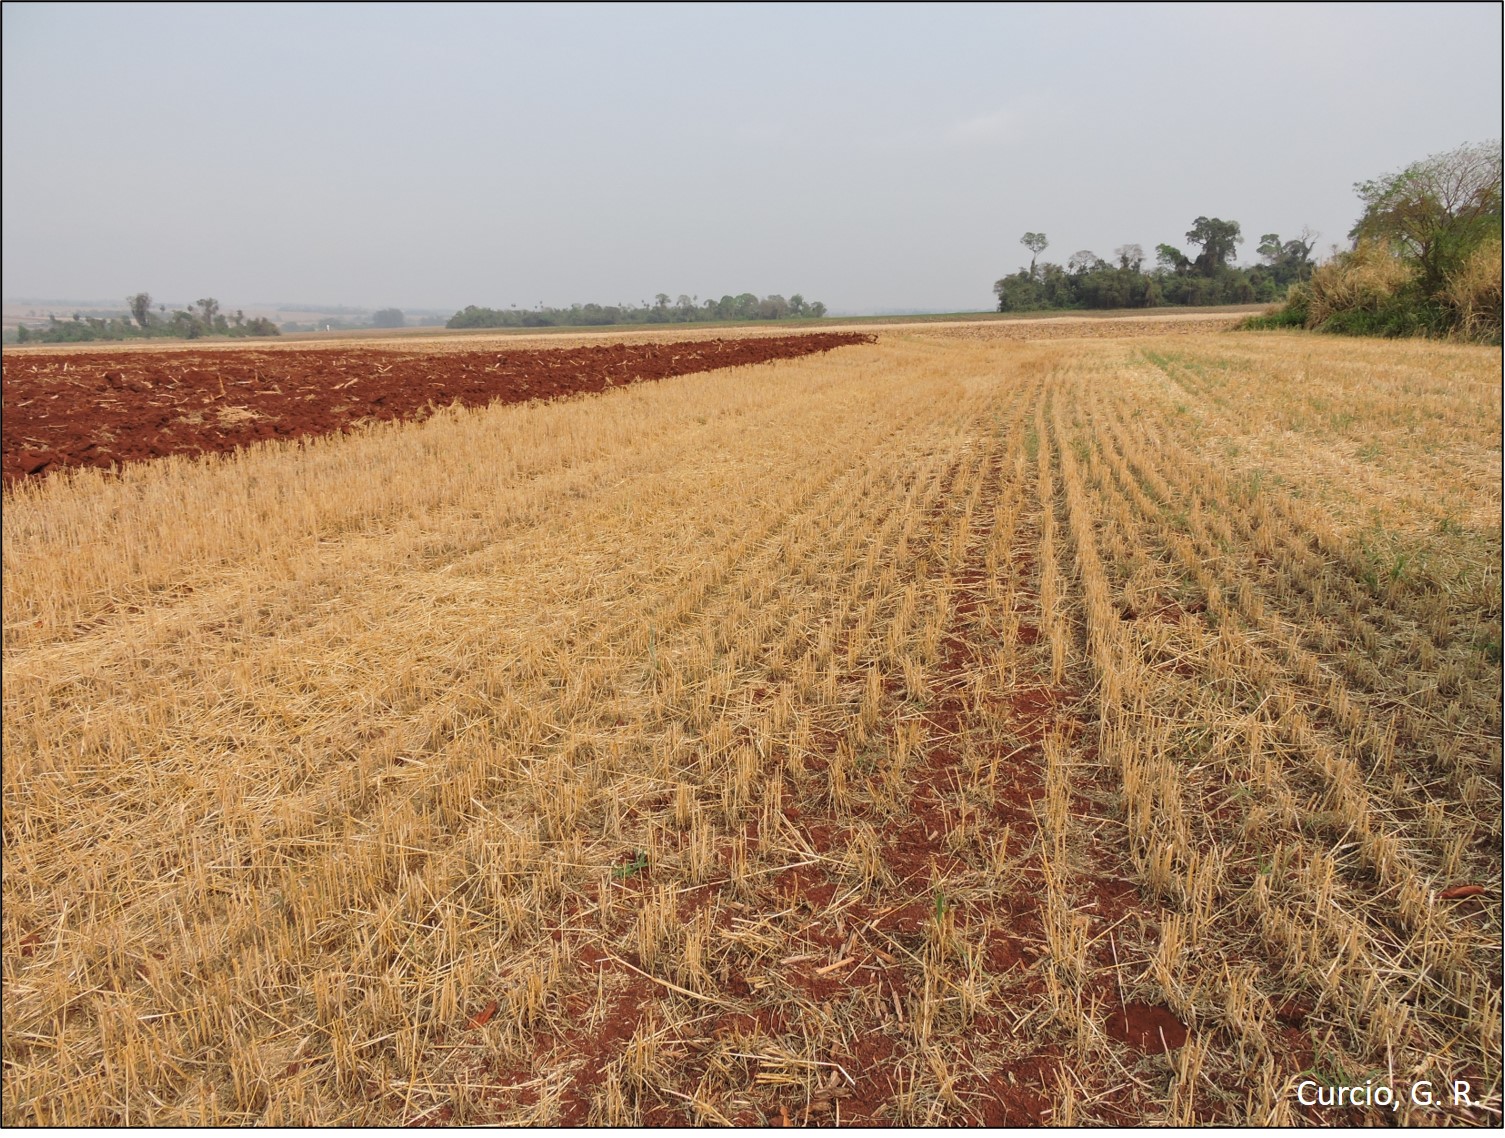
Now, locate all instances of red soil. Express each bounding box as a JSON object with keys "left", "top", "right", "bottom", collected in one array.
[
  {"left": 1106, "top": 1001, "right": 1190, "bottom": 1054},
  {"left": 1, "top": 333, "right": 873, "bottom": 485}
]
